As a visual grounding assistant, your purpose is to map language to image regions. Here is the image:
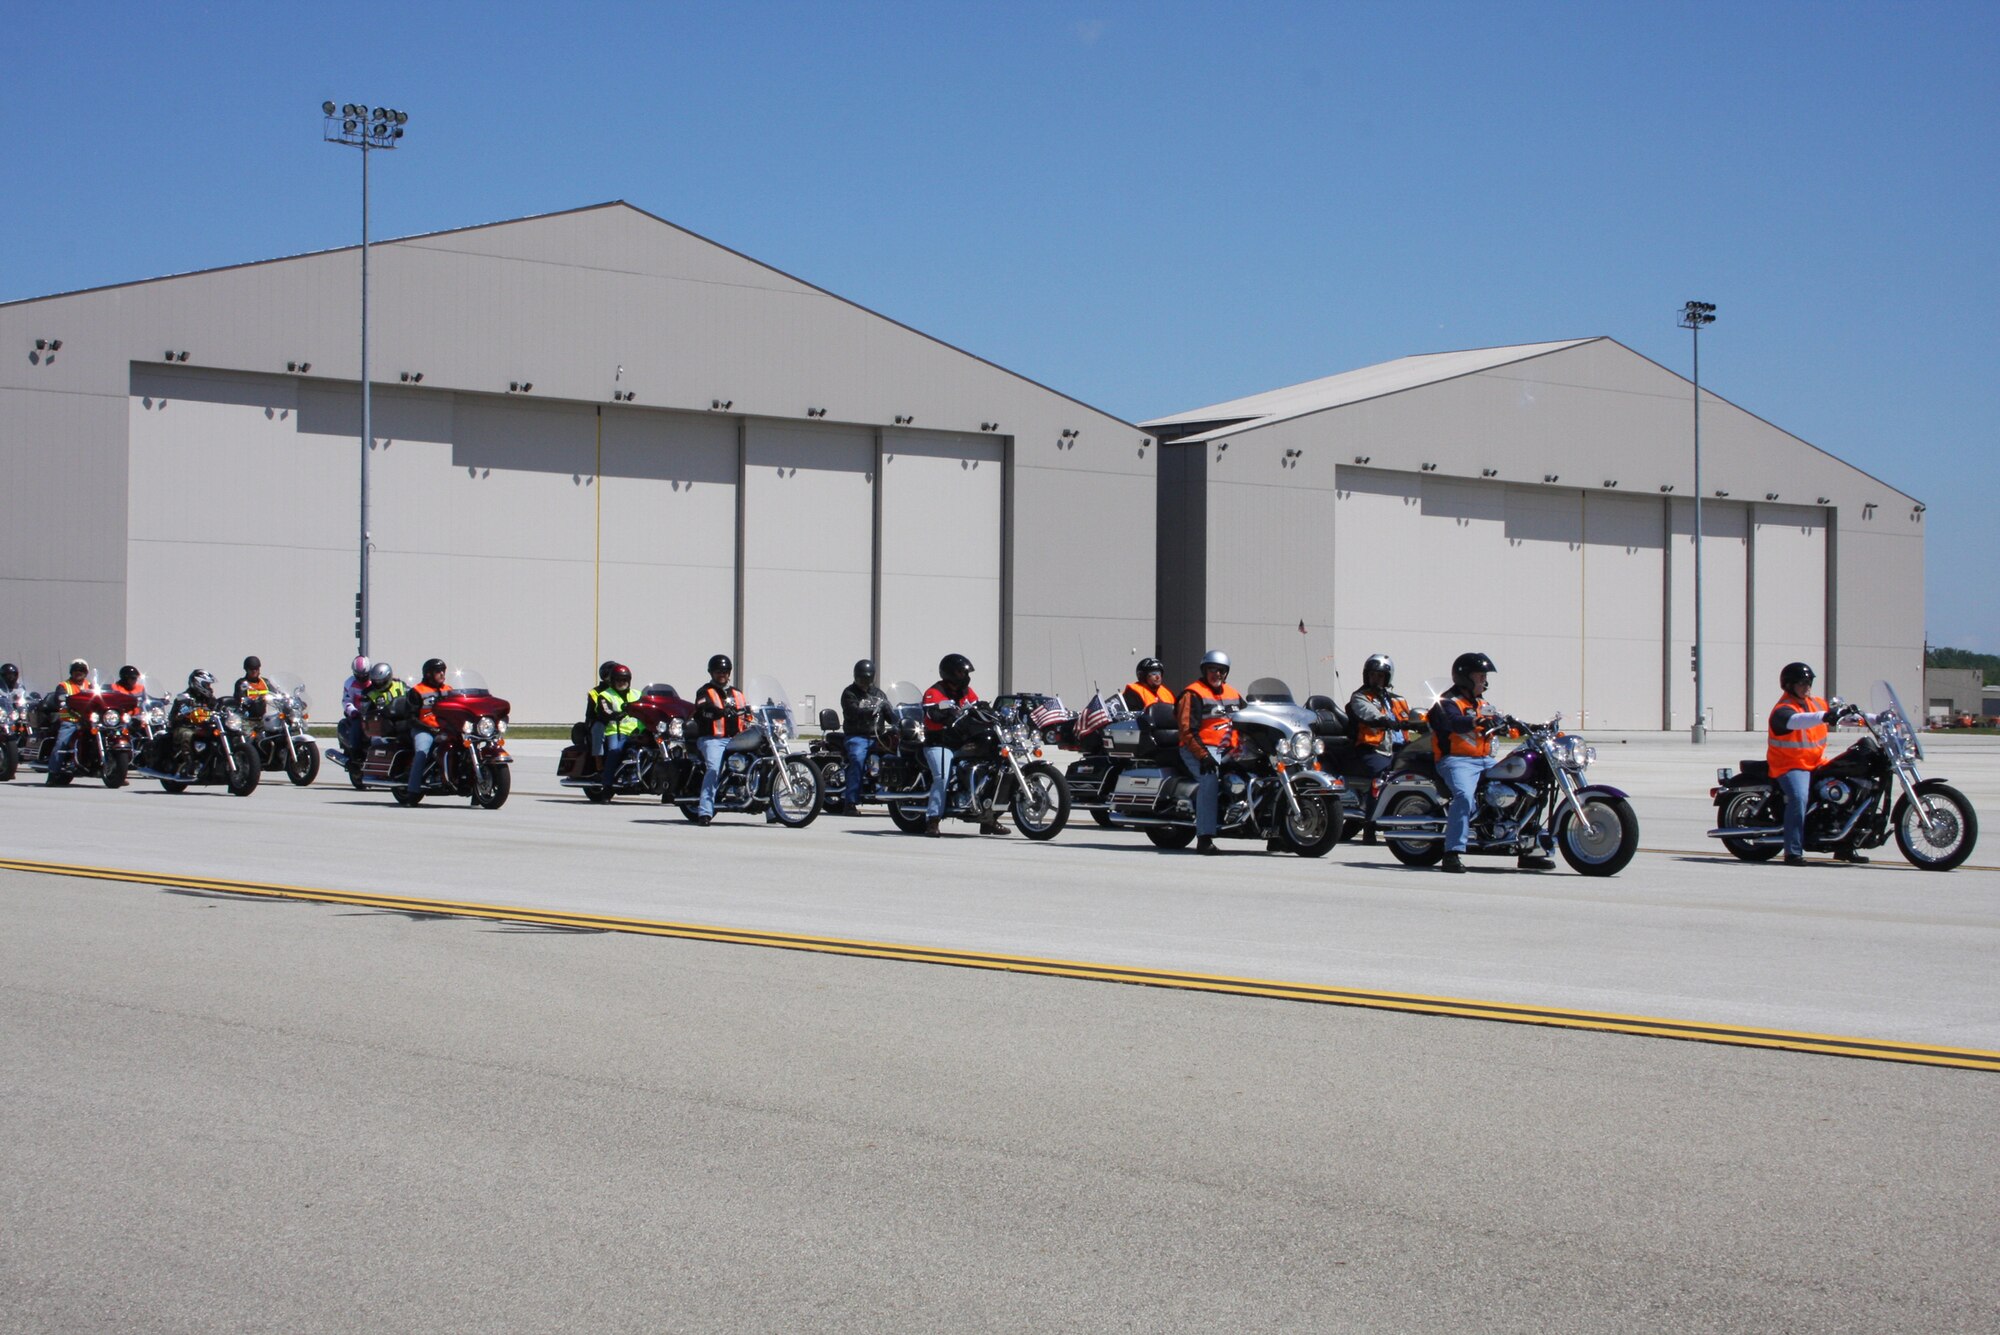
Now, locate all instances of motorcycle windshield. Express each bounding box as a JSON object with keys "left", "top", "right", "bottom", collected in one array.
[
  {"left": 1244, "top": 677, "right": 1294, "bottom": 704},
  {"left": 446, "top": 668, "right": 493, "bottom": 698},
  {"left": 745, "top": 676, "right": 794, "bottom": 735},
  {"left": 642, "top": 683, "right": 680, "bottom": 700},
  {"left": 1871, "top": 680, "right": 1923, "bottom": 761},
  {"left": 262, "top": 670, "right": 307, "bottom": 708}
]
